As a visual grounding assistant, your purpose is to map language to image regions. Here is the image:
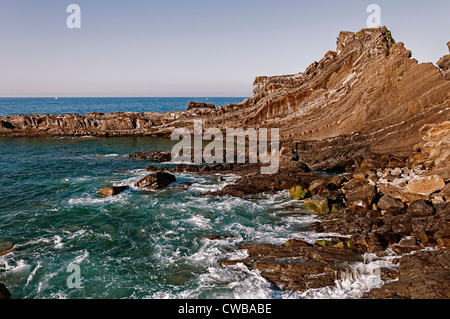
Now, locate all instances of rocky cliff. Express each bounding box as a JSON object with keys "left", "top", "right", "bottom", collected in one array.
[{"left": 1, "top": 26, "right": 449, "bottom": 177}]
